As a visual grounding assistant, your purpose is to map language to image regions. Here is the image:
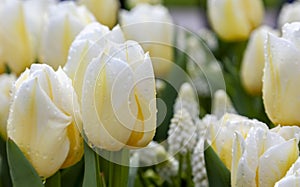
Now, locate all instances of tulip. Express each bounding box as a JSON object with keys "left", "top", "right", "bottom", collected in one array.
[
  {"left": 271, "top": 125, "right": 300, "bottom": 141},
  {"left": 0, "top": 74, "right": 16, "bottom": 139},
  {"left": 275, "top": 157, "right": 300, "bottom": 187},
  {"left": 207, "top": 0, "right": 264, "bottom": 41},
  {"left": 278, "top": 1, "right": 300, "bottom": 29},
  {"left": 207, "top": 113, "right": 268, "bottom": 169},
  {"left": 63, "top": 22, "right": 125, "bottom": 100},
  {"left": 241, "top": 26, "right": 278, "bottom": 95},
  {"left": 7, "top": 64, "right": 83, "bottom": 178},
  {"left": 79, "top": 0, "right": 119, "bottom": 29},
  {"left": 81, "top": 40, "right": 156, "bottom": 151},
  {"left": 231, "top": 127, "right": 299, "bottom": 187},
  {"left": 40, "top": 1, "right": 95, "bottom": 69},
  {"left": 0, "top": 0, "right": 55, "bottom": 74},
  {"left": 119, "top": 4, "right": 174, "bottom": 76},
  {"left": 263, "top": 22, "right": 300, "bottom": 126}
]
